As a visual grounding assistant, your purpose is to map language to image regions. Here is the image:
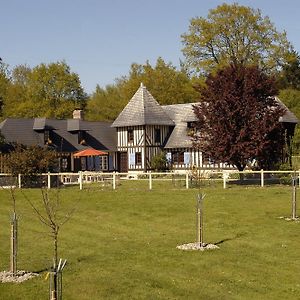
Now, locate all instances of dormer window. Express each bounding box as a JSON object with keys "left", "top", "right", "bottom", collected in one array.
[
  {"left": 128, "top": 129, "right": 134, "bottom": 143},
  {"left": 187, "top": 122, "right": 196, "bottom": 136},
  {"left": 78, "top": 130, "right": 86, "bottom": 145},
  {"left": 44, "top": 130, "right": 52, "bottom": 145}
]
